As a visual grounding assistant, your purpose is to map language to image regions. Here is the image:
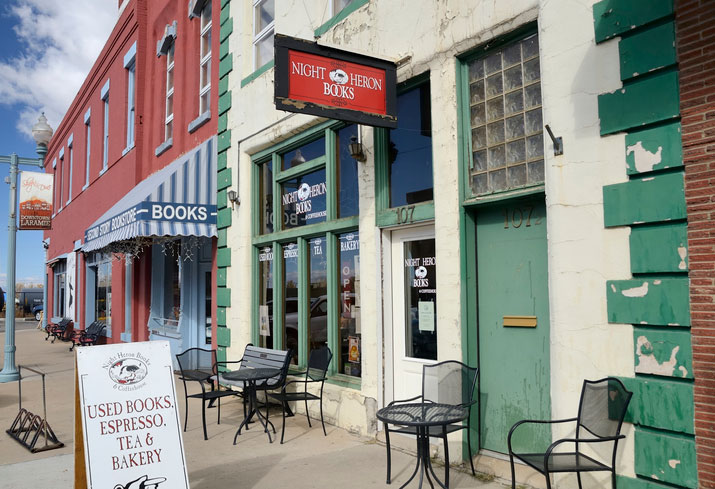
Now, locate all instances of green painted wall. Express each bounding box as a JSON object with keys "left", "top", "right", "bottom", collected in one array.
[
  {"left": 592, "top": 0, "right": 695, "bottom": 487},
  {"left": 606, "top": 278, "right": 690, "bottom": 326},
  {"left": 603, "top": 172, "right": 686, "bottom": 227},
  {"left": 634, "top": 429, "right": 698, "bottom": 488},
  {"left": 625, "top": 123, "right": 683, "bottom": 175},
  {"left": 633, "top": 327, "right": 693, "bottom": 379},
  {"left": 630, "top": 223, "right": 688, "bottom": 273}
]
